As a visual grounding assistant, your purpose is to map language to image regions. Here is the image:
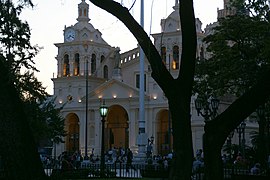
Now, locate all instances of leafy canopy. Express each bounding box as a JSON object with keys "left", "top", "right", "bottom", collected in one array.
[
  {"left": 194, "top": 0, "right": 270, "bottom": 98},
  {"left": 0, "top": 0, "right": 65, "bottom": 145}
]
